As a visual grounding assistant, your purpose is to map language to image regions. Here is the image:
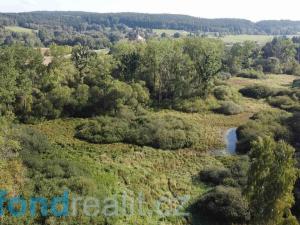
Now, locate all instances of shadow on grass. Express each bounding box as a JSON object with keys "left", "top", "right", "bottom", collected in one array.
[{"left": 187, "top": 200, "right": 225, "bottom": 225}]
